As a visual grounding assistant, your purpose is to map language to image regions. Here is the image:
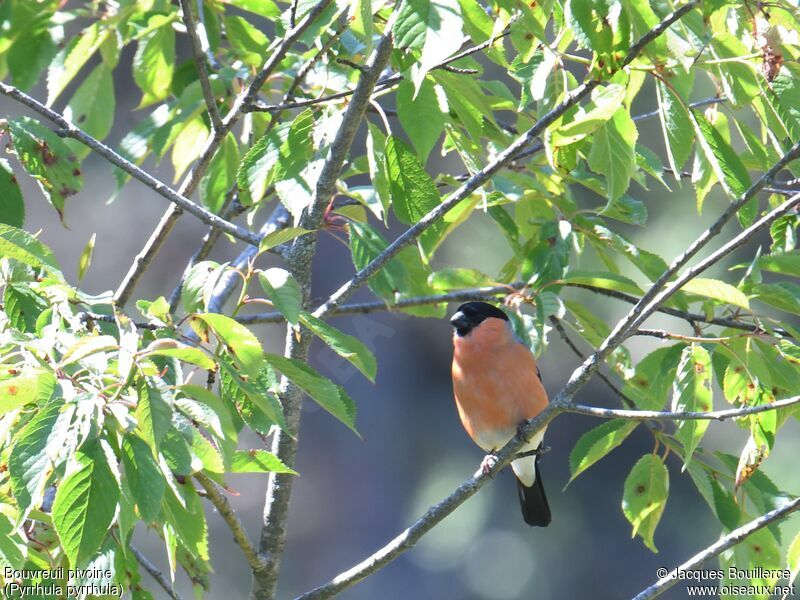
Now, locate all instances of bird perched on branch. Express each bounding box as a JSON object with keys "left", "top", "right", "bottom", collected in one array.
[{"left": 450, "top": 301, "right": 551, "bottom": 527}]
